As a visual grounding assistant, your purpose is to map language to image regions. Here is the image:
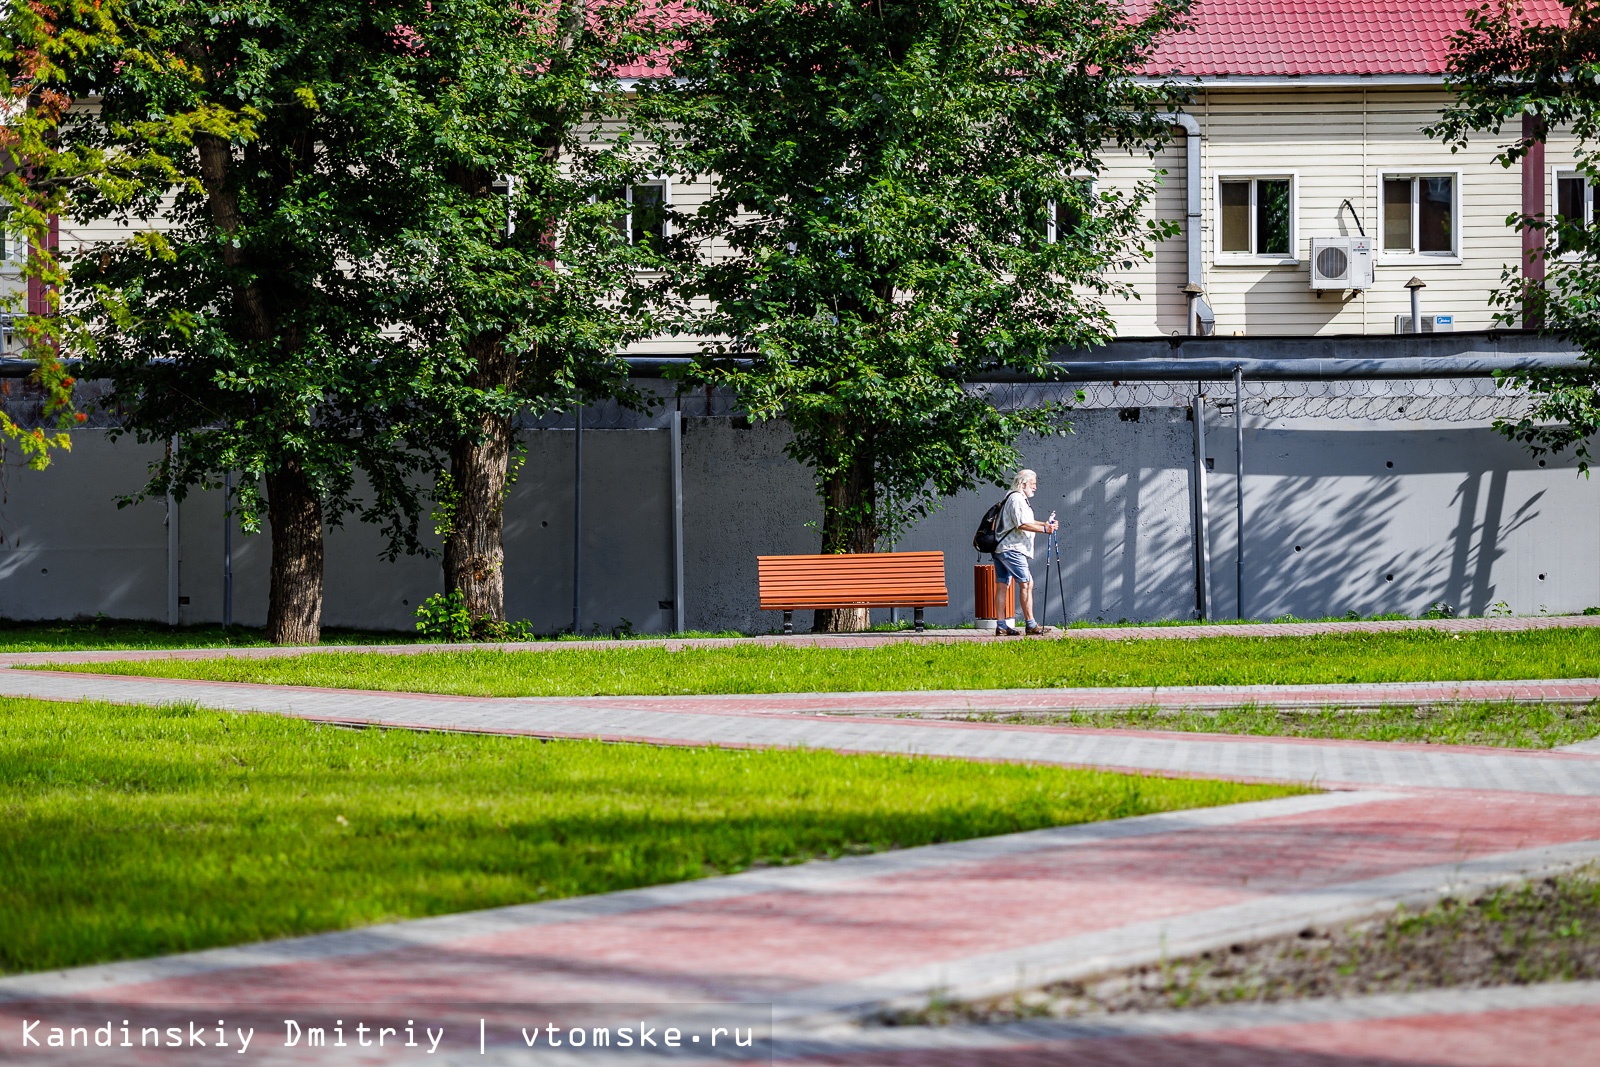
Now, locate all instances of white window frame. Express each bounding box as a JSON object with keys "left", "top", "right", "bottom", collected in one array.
[
  {"left": 618, "top": 179, "right": 672, "bottom": 246},
  {"left": 1376, "top": 169, "right": 1463, "bottom": 264},
  {"left": 1213, "top": 173, "right": 1299, "bottom": 265},
  {"left": 1551, "top": 165, "right": 1595, "bottom": 260},
  {"left": 1045, "top": 177, "right": 1097, "bottom": 244},
  {"left": 0, "top": 210, "right": 16, "bottom": 266}
]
